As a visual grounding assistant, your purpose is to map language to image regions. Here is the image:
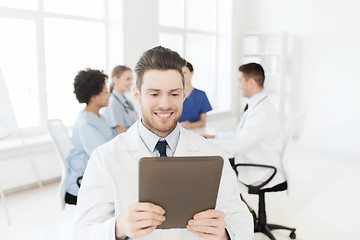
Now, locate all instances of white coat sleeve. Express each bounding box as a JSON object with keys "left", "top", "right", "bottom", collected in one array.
[
  {"left": 215, "top": 130, "right": 237, "bottom": 140},
  {"left": 216, "top": 154, "right": 254, "bottom": 240},
  {"left": 213, "top": 109, "right": 269, "bottom": 156},
  {"left": 73, "top": 149, "right": 117, "bottom": 240}
]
